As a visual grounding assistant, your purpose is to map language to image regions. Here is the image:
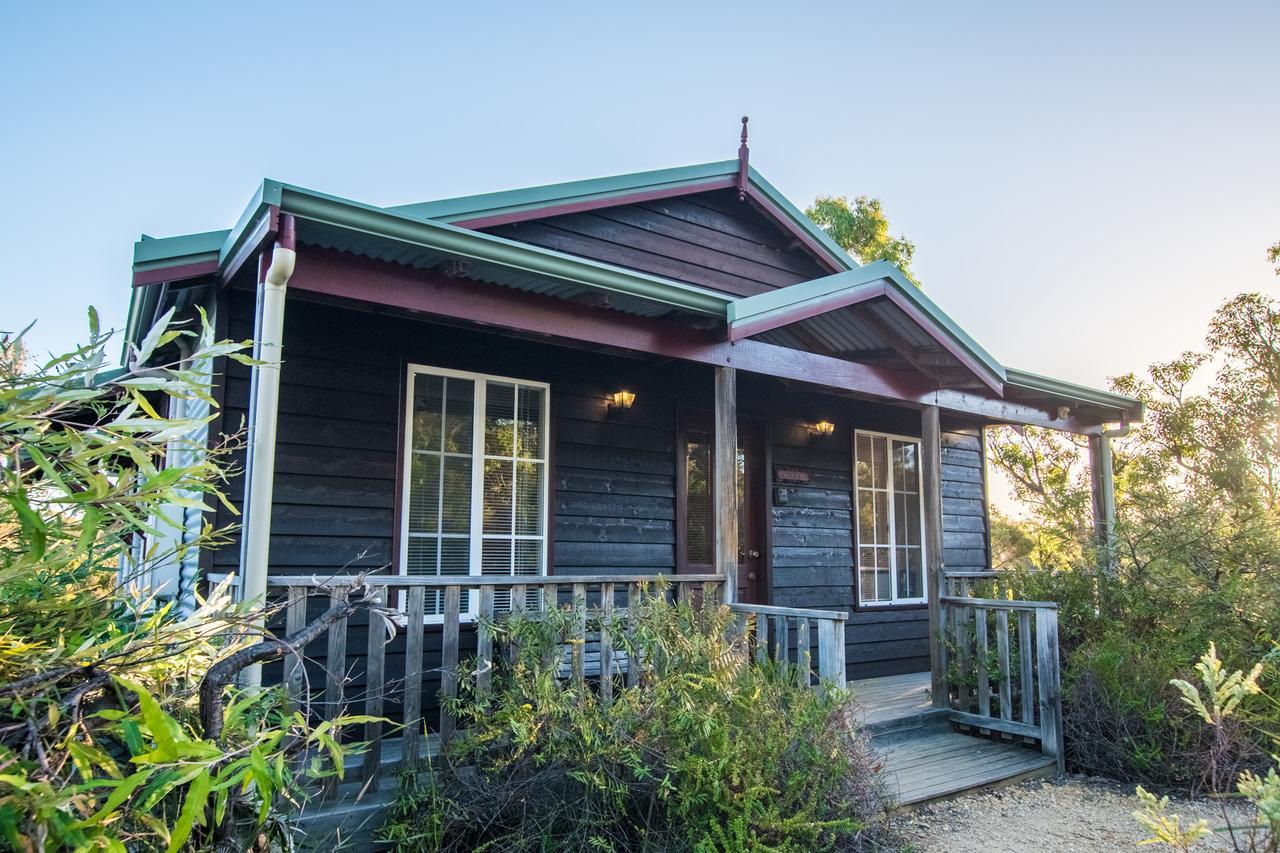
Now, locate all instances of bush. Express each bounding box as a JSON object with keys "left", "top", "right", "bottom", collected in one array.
[
  {"left": 0, "top": 311, "right": 367, "bottom": 850},
  {"left": 379, "top": 587, "right": 886, "bottom": 852}
]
